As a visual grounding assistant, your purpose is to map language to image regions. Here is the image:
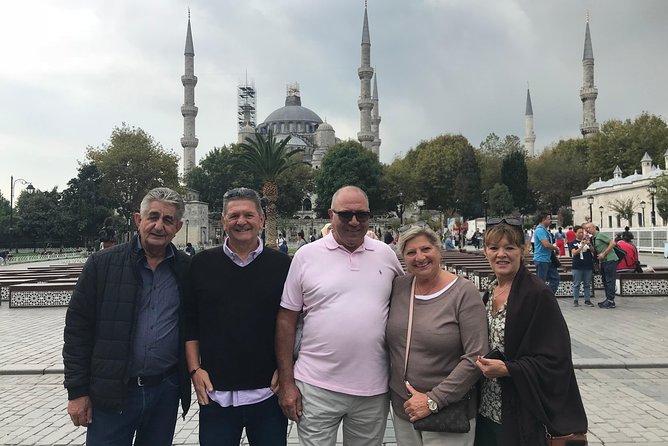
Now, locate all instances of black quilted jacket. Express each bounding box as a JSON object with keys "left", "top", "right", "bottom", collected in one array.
[{"left": 63, "top": 240, "right": 192, "bottom": 415}]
